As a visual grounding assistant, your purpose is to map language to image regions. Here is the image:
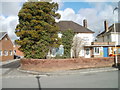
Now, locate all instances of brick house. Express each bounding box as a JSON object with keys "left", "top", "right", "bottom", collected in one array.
[{"left": 0, "top": 32, "right": 14, "bottom": 61}]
